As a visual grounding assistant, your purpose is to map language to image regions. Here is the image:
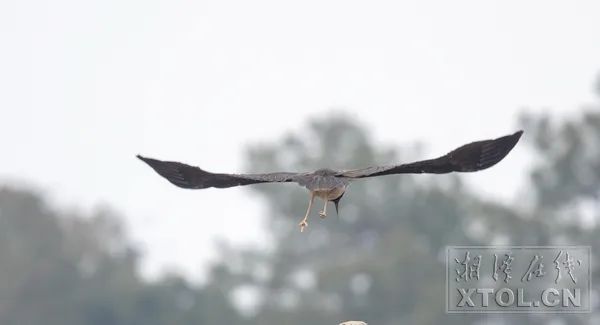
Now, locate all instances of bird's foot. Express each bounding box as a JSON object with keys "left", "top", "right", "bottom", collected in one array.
[
  {"left": 319, "top": 210, "right": 327, "bottom": 219},
  {"left": 298, "top": 220, "right": 308, "bottom": 232}
]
